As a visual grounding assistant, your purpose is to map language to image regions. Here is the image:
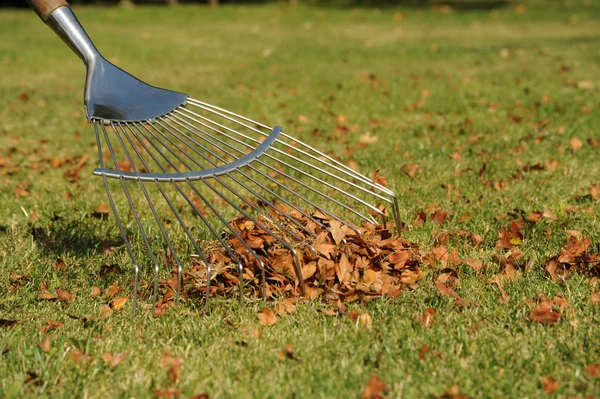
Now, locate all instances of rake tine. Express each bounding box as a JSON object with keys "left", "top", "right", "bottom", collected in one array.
[
  {"left": 114, "top": 122, "right": 187, "bottom": 300},
  {"left": 167, "top": 113, "right": 355, "bottom": 233},
  {"left": 139, "top": 123, "right": 256, "bottom": 306},
  {"left": 159, "top": 117, "right": 316, "bottom": 241},
  {"left": 94, "top": 122, "right": 141, "bottom": 315},
  {"left": 129, "top": 122, "right": 241, "bottom": 306},
  {"left": 172, "top": 110, "right": 376, "bottom": 228}
]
